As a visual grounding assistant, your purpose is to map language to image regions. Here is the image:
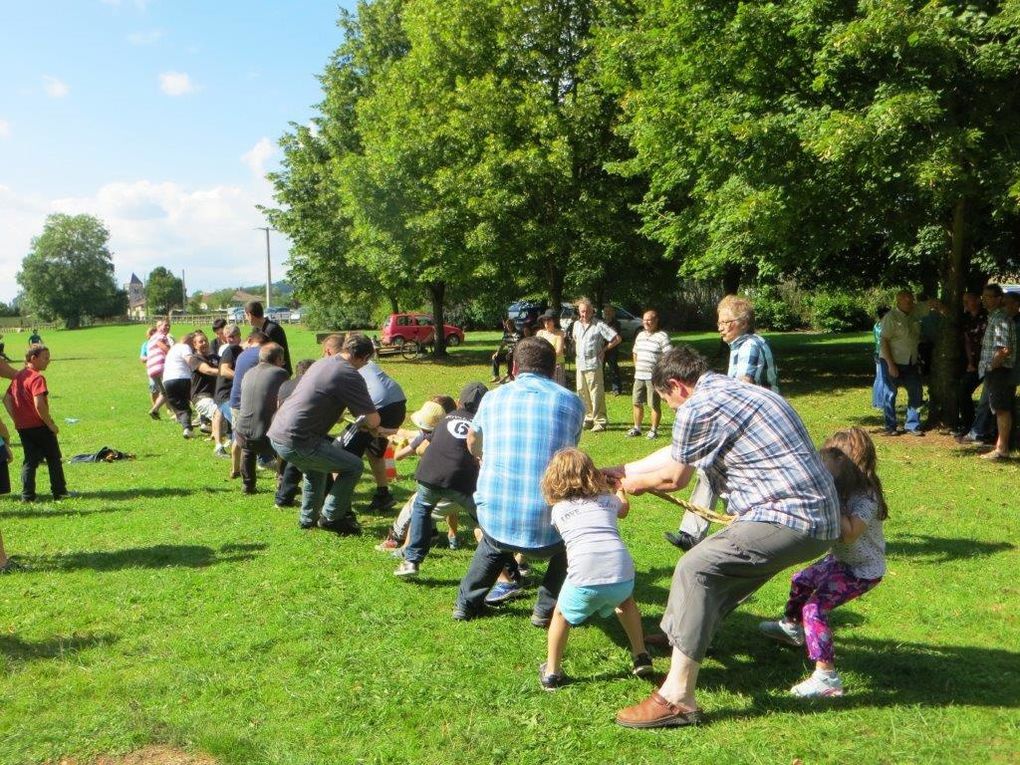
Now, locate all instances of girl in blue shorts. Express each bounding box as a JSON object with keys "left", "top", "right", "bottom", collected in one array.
[{"left": 538, "top": 447, "right": 653, "bottom": 690}]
